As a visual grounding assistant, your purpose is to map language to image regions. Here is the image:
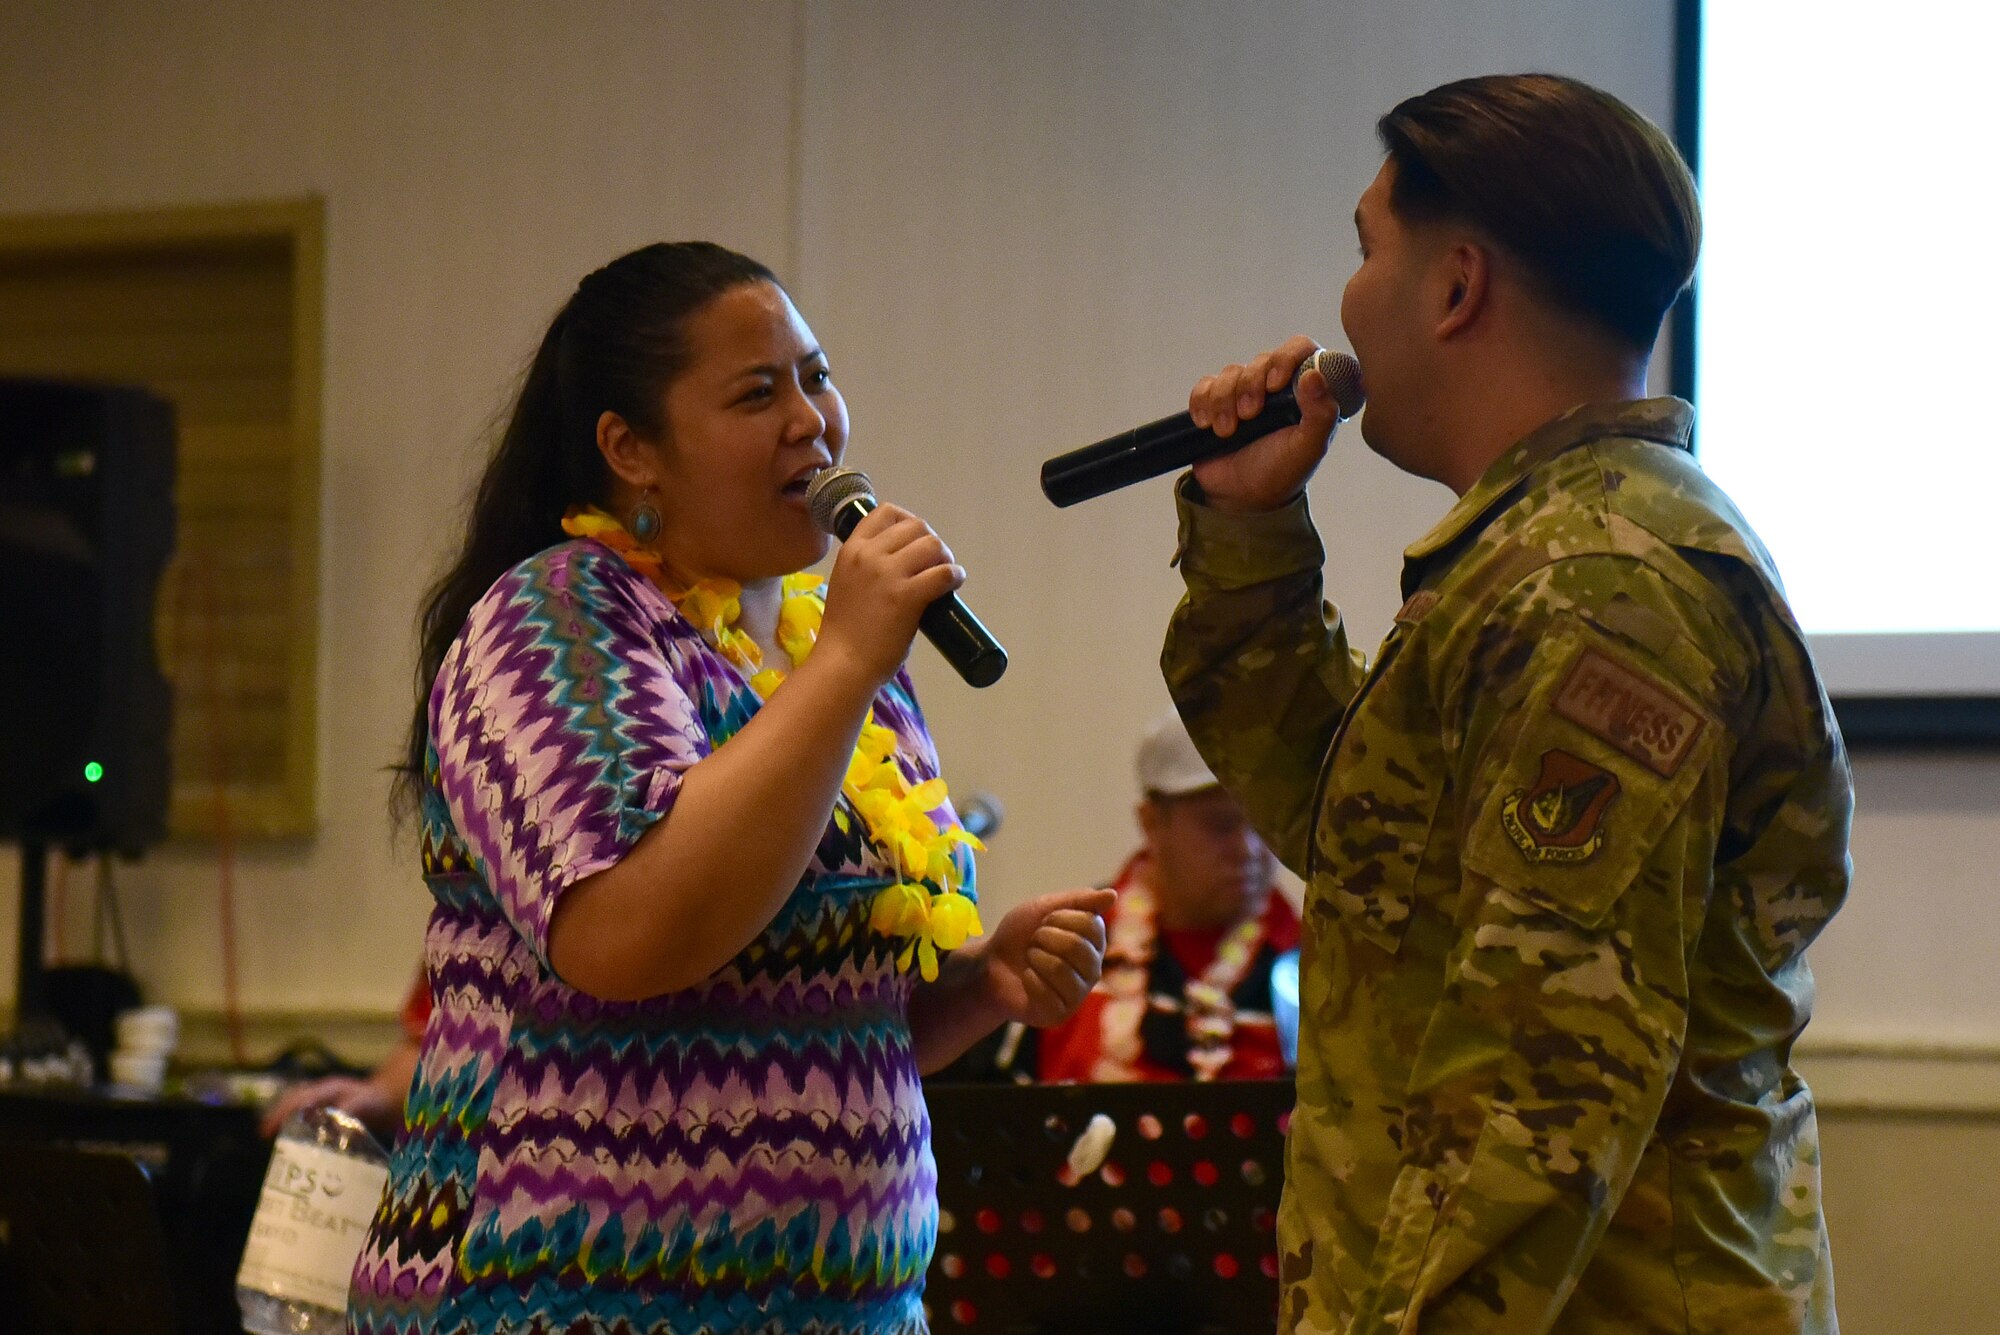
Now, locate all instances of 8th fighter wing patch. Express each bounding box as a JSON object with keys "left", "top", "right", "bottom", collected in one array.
[{"left": 1500, "top": 748, "right": 1622, "bottom": 864}]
